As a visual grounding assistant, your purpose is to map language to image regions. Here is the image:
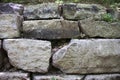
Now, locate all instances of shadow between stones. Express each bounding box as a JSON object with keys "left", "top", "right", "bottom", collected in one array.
[{"left": 0, "top": 39, "right": 21, "bottom": 72}]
